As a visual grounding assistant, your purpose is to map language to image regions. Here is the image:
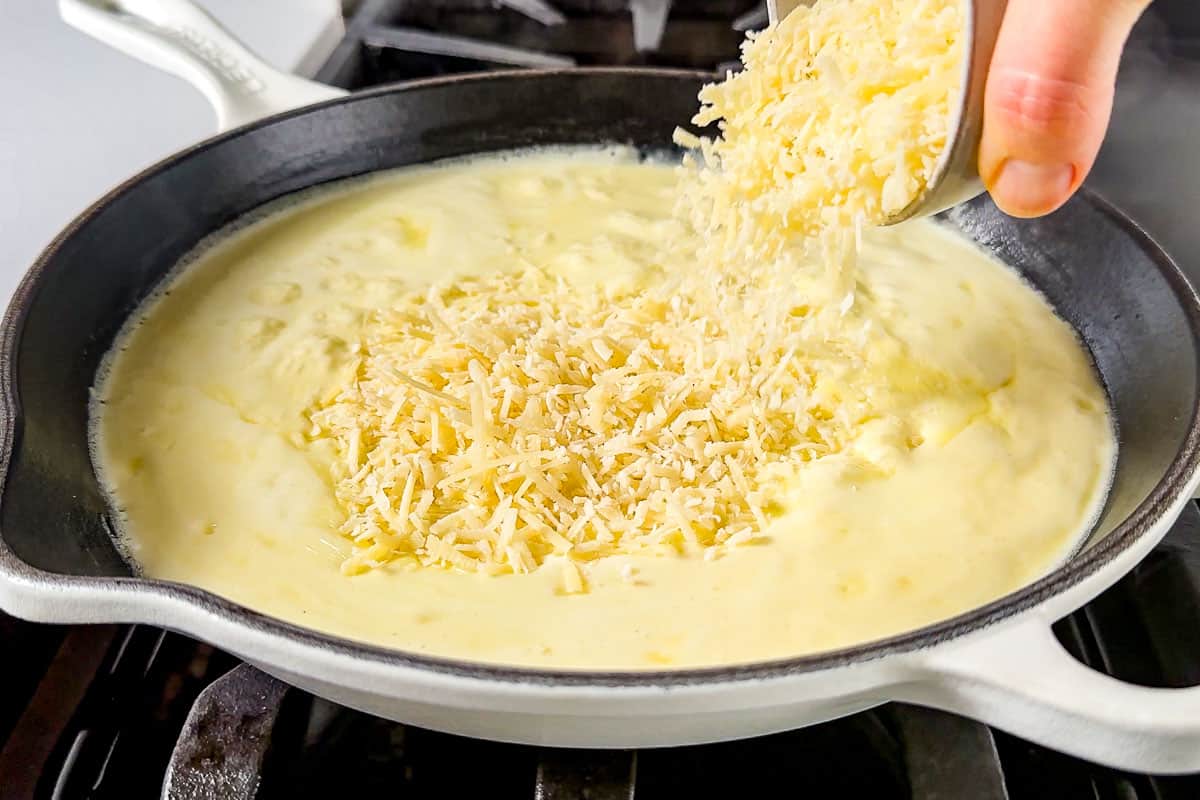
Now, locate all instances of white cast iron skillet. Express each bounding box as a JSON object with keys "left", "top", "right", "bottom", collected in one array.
[{"left": 2, "top": 0, "right": 1200, "bottom": 774}]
